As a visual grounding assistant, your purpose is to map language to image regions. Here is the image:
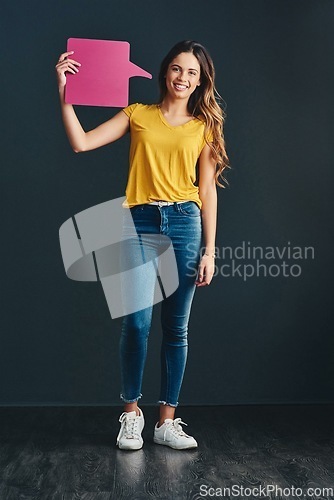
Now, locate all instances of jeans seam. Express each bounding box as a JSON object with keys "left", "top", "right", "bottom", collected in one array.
[{"left": 164, "top": 345, "right": 172, "bottom": 405}]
